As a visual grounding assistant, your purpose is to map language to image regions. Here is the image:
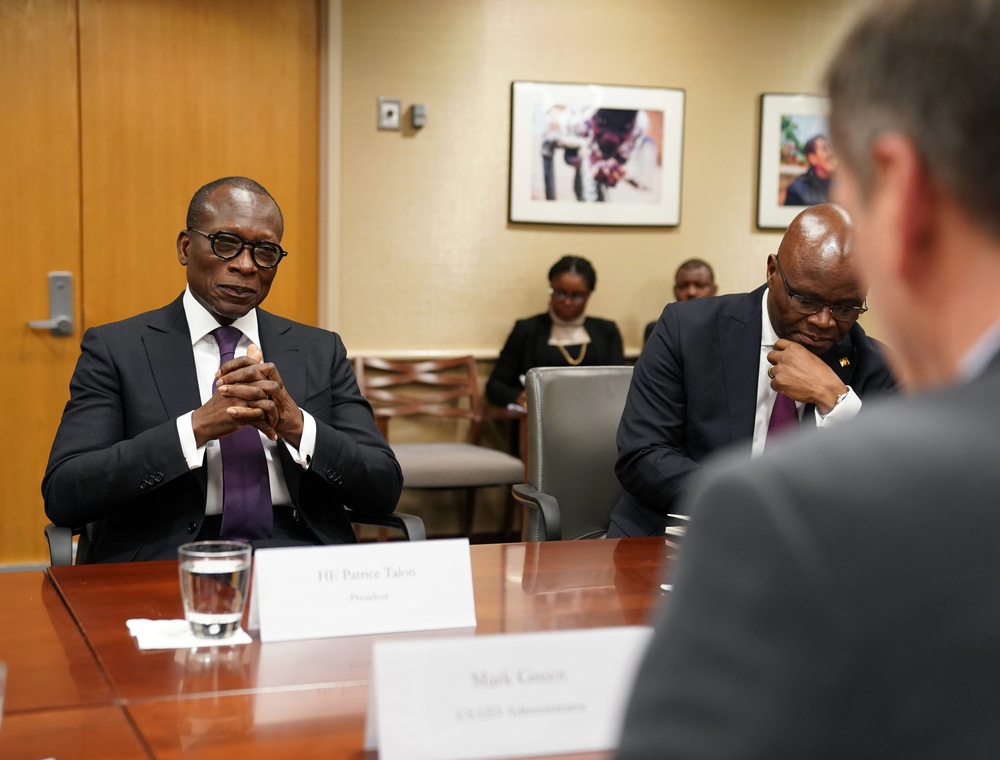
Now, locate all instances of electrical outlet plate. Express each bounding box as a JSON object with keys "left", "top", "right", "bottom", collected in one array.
[{"left": 378, "top": 96, "right": 402, "bottom": 130}]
